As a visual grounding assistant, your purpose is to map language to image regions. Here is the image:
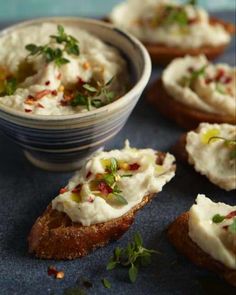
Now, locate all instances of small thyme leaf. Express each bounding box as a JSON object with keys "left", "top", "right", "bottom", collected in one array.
[
  {"left": 229, "top": 218, "right": 236, "bottom": 234},
  {"left": 112, "top": 193, "right": 128, "bottom": 205},
  {"left": 212, "top": 214, "right": 225, "bottom": 223},
  {"left": 70, "top": 94, "right": 87, "bottom": 107},
  {"left": 101, "top": 278, "right": 111, "bottom": 289},
  {"left": 5, "top": 77, "right": 17, "bottom": 95},
  {"left": 129, "top": 264, "right": 138, "bottom": 283},
  {"left": 83, "top": 84, "right": 97, "bottom": 92}
]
